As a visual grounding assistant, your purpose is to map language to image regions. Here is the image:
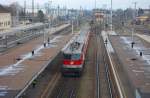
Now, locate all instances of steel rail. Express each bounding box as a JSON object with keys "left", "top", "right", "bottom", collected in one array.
[
  {"left": 101, "top": 31, "right": 125, "bottom": 98},
  {"left": 99, "top": 33, "right": 113, "bottom": 98}
]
